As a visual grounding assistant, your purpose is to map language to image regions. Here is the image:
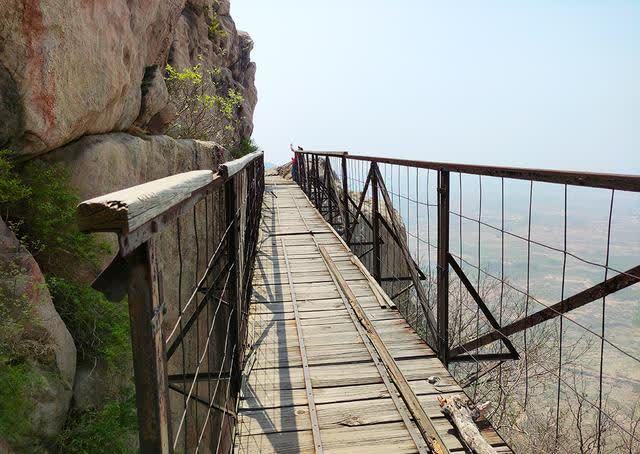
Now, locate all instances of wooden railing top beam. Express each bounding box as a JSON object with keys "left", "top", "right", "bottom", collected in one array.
[{"left": 77, "top": 151, "right": 263, "bottom": 255}]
